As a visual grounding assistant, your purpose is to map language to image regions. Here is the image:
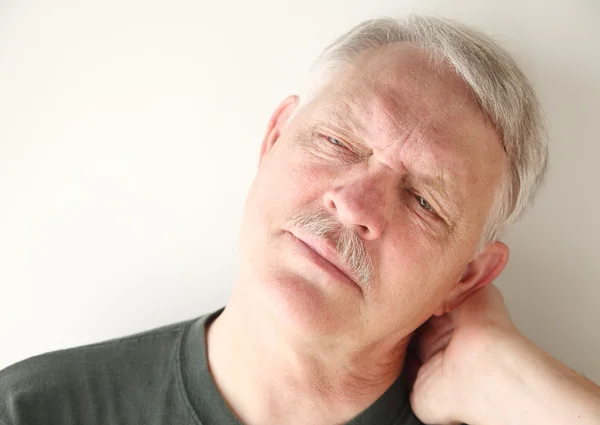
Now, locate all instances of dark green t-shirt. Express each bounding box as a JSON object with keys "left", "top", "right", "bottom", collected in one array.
[{"left": 0, "top": 309, "right": 424, "bottom": 425}]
